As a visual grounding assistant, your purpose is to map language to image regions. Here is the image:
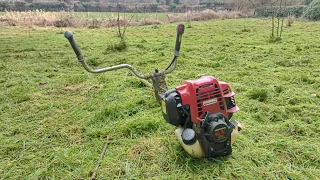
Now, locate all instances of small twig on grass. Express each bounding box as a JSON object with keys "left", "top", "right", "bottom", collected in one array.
[{"left": 91, "top": 136, "right": 109, "bottom": 180}]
